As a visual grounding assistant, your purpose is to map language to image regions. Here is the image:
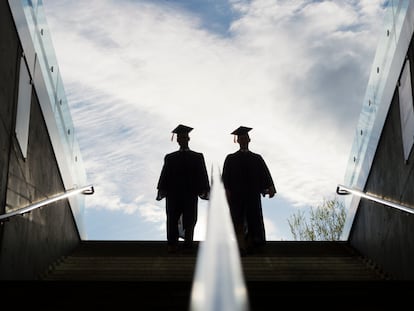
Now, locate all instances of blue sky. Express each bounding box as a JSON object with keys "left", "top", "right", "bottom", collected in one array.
[{"left": 42, "top": 0, "right": 387, "bottom": 241}]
